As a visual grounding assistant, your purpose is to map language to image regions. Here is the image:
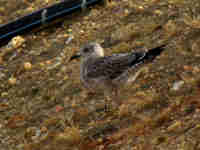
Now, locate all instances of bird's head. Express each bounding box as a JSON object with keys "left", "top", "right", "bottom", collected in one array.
[{"left": 70, "top": 42, "right": 104, "bottom": 61}]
